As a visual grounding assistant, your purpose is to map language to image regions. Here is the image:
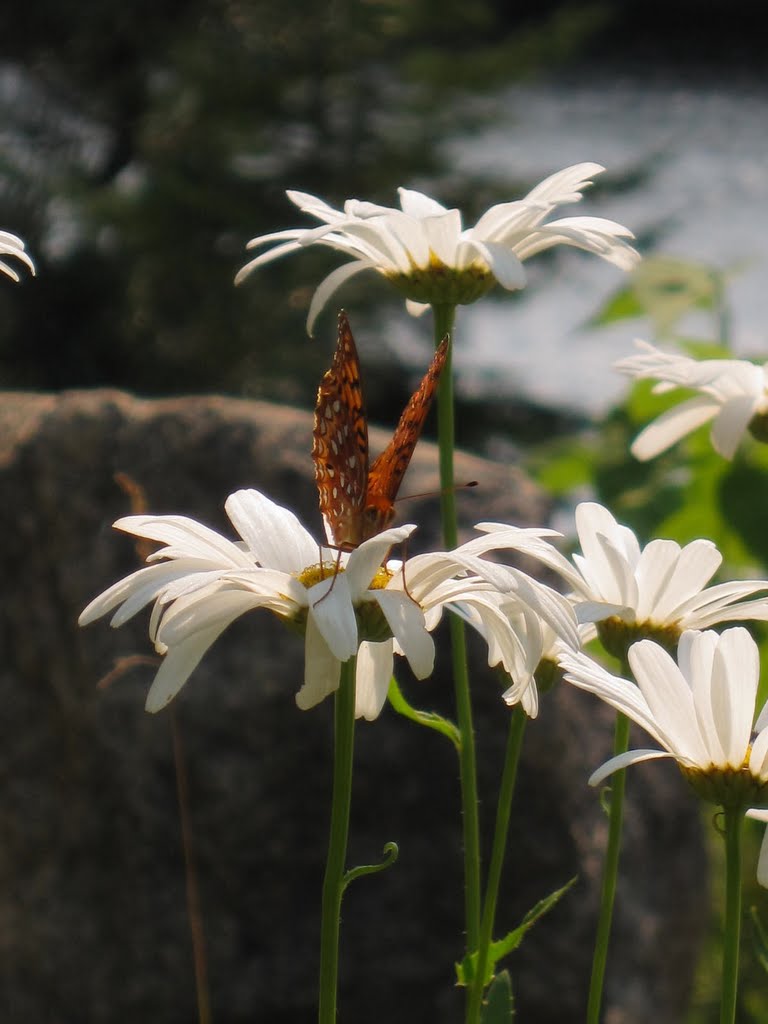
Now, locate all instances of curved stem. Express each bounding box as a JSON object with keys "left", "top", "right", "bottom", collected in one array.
[
  {"left": 467, "top": 705, "right": 527, "bottom": 1023},
  {"left": 586, "top": 709, "right": 630, "bottom": 1024},
  {"left": 318, "top": 657, "right": 357, "bottom": 1024},
  {"left": 433, "top": 303, "right": 482, "bottom": 955},
  {"left": 387, "top": 674, "right": 461, "bottom": 750},
  {"left": 721, "top": 805, "right": 743, "bottom": 1024}
]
